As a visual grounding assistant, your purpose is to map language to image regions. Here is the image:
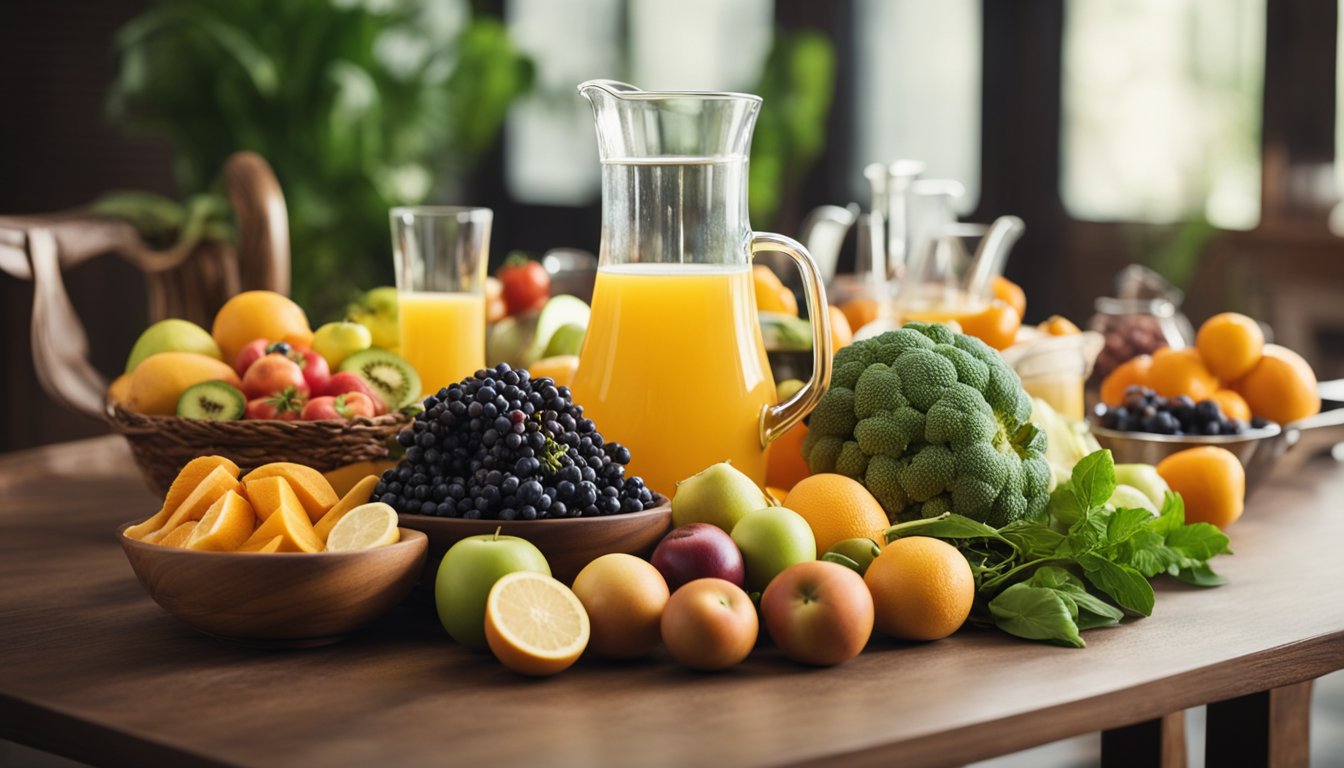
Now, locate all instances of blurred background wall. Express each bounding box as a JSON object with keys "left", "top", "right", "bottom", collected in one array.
[{"left": 4, "top": 0, "right": 1343, "bottom": 452}]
